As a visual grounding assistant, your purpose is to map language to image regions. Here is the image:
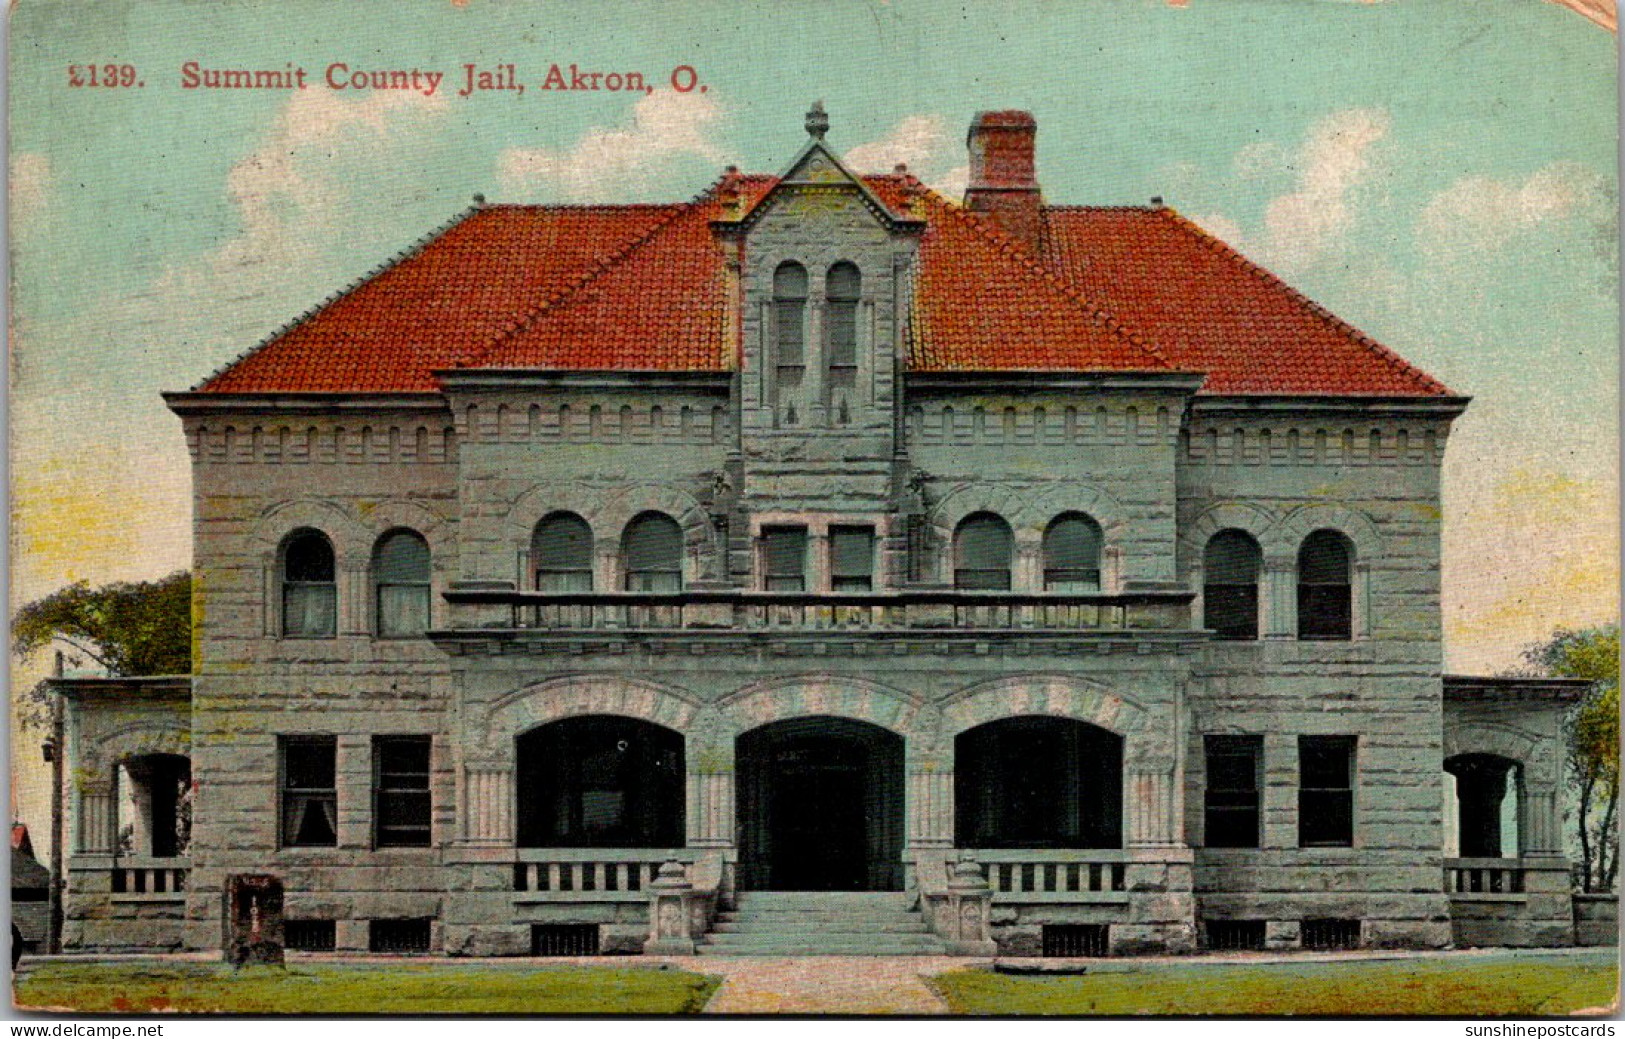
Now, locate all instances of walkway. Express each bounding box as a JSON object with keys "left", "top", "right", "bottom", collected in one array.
[{"left": 692, "top": 955, "right": 974, "bottom": 1015}]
